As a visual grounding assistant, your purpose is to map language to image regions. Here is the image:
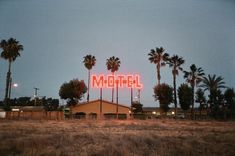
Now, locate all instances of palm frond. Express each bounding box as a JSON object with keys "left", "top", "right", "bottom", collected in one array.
[
  {"left": 106, "top": 56, "right": 121, "bottom": 73},
  {"left": 83, "top": 54, "right": 96, "bottom": 70},
  {"left": 0, "top": 38, "right": 23, "bottom": 61}
]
